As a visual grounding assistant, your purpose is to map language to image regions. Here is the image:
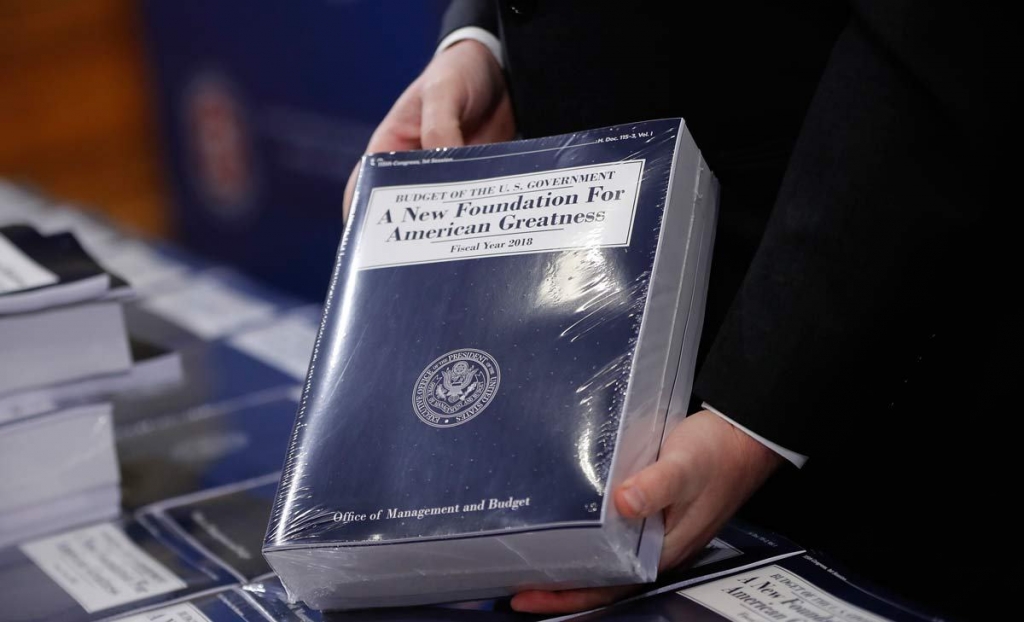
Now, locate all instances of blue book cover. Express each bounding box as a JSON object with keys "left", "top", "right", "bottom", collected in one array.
[
  {"left": 567, "top": 553, "right": 949, "bottom": 622},
  {"left": 0, "top": 518, "right": 237, "bottom": 622},
  {"left": 141, "top": 0, "right": 448, "bottom": 300},
  {"left": 102, "top": 589, "right": 270, "bottom": 622},
  {"left": 139, "top": 476, "right": 282, "bottom": 582},
  {"left": 629, "top": 520, "right": 805, "bottom": 600},
  {"left": 111, "top": 338, "right": 300, "bottom": 428},
  {"left": 117, "top": 395, "right": 298, "bottom": 510},
  {"left": 264, "top": 119, "right": 719, "bottom": 609}
]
